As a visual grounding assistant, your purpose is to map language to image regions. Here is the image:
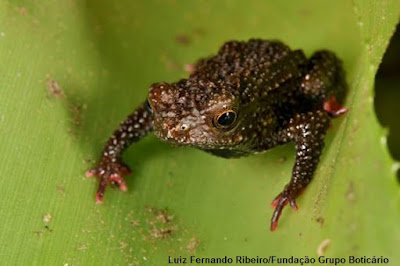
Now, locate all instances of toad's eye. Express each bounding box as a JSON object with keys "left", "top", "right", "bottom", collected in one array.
[
  {"left": 213, "top": 111, "right": 237, "bottom": 128},
  {"left": 145, "top": 99, "right": 153, "bottom": 114}
]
